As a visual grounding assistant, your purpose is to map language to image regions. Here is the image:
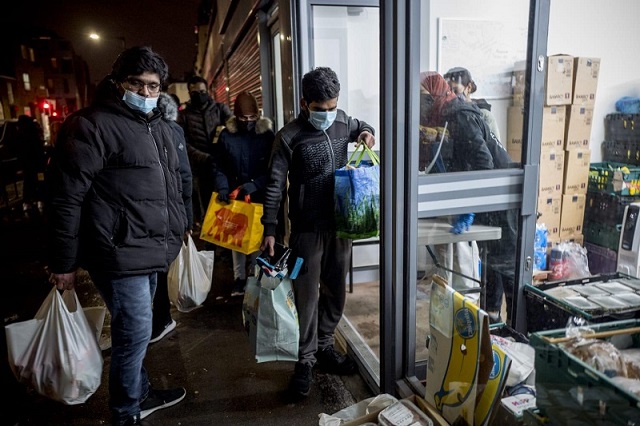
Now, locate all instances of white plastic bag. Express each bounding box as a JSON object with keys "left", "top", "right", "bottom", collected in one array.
[
  {"left": 168, "top": 235, "right": 215, "bottom": 312},
  {"left": 5, "top": 287, "right": 105, "bottom": 405}
]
